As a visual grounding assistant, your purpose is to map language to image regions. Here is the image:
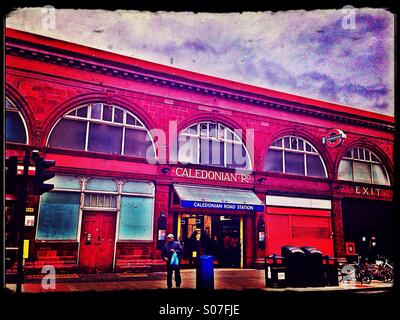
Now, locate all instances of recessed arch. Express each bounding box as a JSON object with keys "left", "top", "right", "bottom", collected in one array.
[
  {"left": 42, "top": 93, "right": 157, "bottom": 145},
  {"left": 5, "top": 83, "right": 35, "bottom": 144},
  {"left": 176, "top": 119, "right": 253, "bottom": 170},
  {"left": 263, "top": 131, "right": 329, "bottom": 178},
  {"left": 46, "top": 101, "right": 157, "bottom": 159},
  {"left": 260, "top": 128, "right": 333, "bottom": 178},
  {"left": 176, "top": 112, "right": 246, "bottom": 136},
  {"left": 5, "top": 96, "right": 29, "bottom": 144},
  {"left": 336, "top": 141, "right": 392, "bottom": 185}
]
